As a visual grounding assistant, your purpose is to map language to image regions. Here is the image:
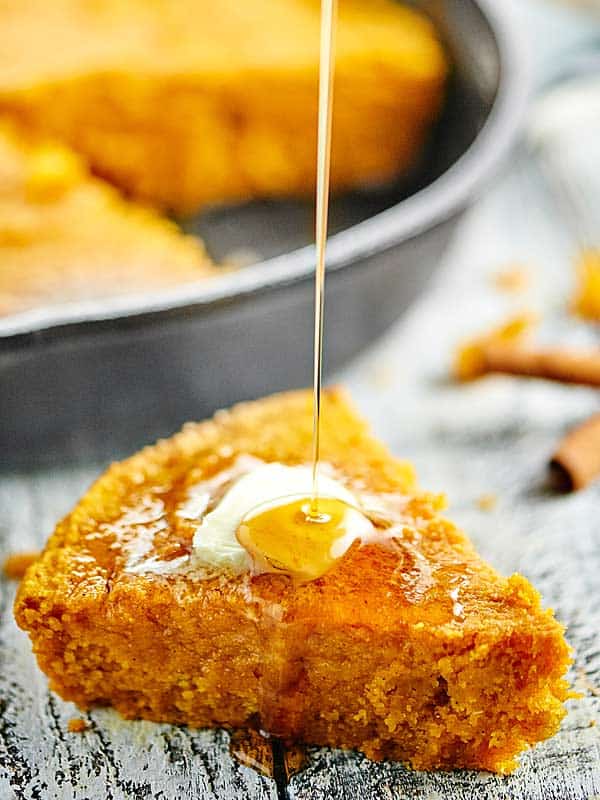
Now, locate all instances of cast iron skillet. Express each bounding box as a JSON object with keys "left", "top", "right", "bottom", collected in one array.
[{"left": 0, "top": 0, "right": 529, "bottom": 466}]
